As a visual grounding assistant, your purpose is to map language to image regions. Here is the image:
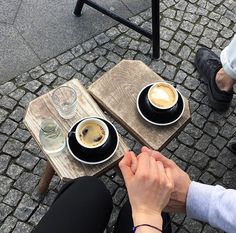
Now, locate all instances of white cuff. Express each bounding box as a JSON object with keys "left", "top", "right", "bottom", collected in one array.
[{"left": 186, "top": 181, "right": 213, "bottom": 223}]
